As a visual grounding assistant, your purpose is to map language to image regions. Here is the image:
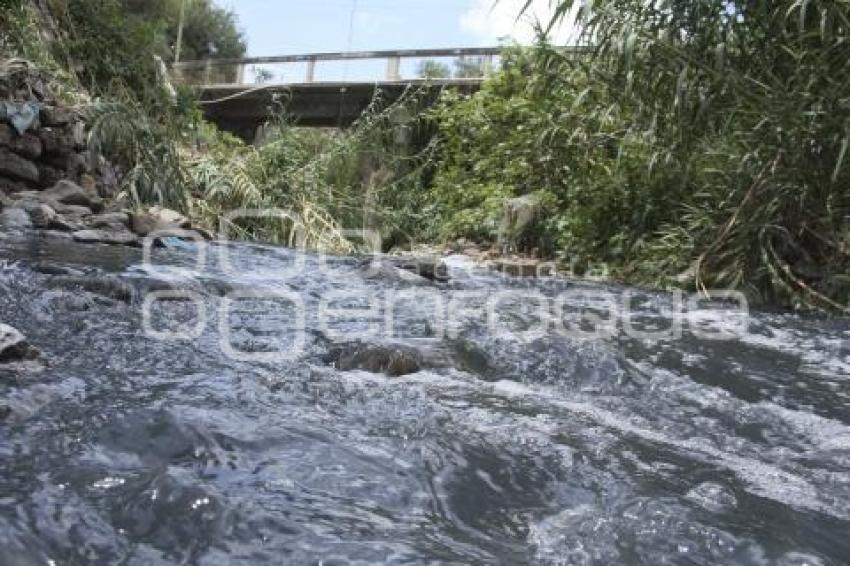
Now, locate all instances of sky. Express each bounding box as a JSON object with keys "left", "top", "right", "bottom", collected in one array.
[
  {"left": 219, "top": 1, "right": 578, "bottom": 82},
  {"left": 223, "top": 0, "right": 569, "bottom": 55}
]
